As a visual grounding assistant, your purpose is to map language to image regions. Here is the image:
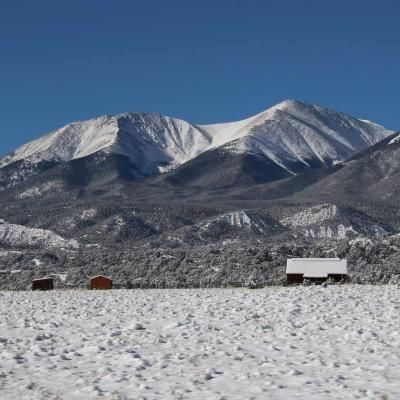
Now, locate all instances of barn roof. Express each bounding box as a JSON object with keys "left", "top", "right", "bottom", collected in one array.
[{"left": 286, "top": 258, "right": 347, "bottom": 277}]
